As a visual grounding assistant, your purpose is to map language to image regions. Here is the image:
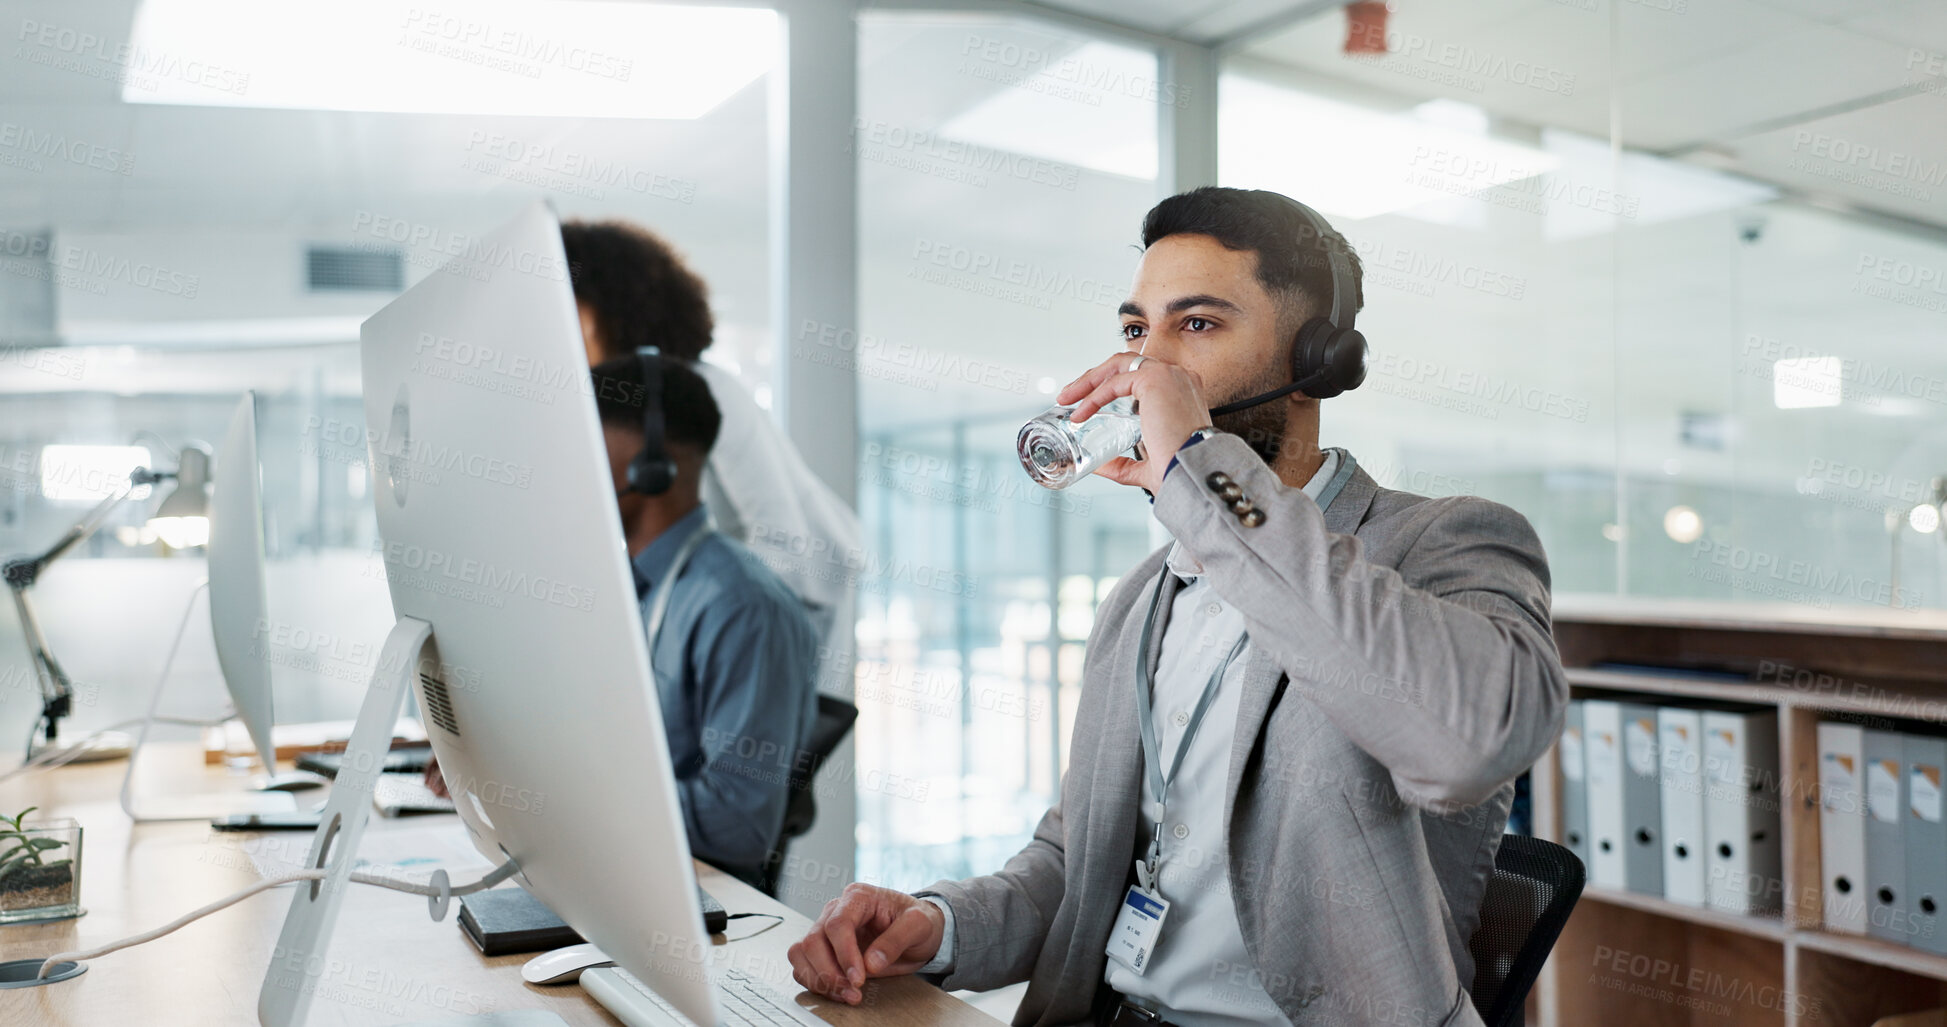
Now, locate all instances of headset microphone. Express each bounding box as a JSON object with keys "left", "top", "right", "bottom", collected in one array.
[
  {"left": 626, "top": 345, "right": 678, "bottom": 496},
  {"left": 1206, "top": 196, "right": 1368, "bottom": 418}
]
